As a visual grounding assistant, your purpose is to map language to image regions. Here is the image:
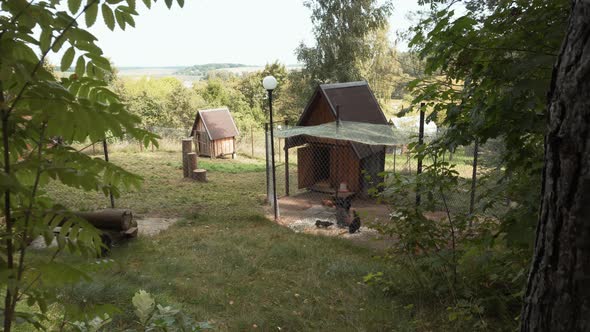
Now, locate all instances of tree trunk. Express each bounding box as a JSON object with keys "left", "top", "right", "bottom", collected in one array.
[
  {"left": 181, "top": 139, "right": 192, "bottom": 178},
  {"left": 521, "top": 2, "right": 590, "bottom": 331}
]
